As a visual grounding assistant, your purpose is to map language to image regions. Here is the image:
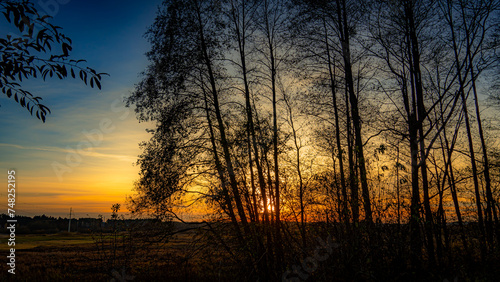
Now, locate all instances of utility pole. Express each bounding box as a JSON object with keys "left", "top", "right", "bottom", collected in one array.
[{"left": 68, "top": 207, "right": 72, "bottom": 232}]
